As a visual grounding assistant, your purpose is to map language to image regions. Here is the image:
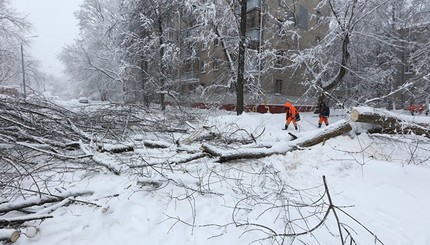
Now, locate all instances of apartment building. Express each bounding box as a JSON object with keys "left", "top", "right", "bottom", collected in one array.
[
  {"left": 394, "top": 24, "right": 430, "bottom": 108},
  {"left": 164, "top": 0, "right": 329, "bottom": 106}
]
